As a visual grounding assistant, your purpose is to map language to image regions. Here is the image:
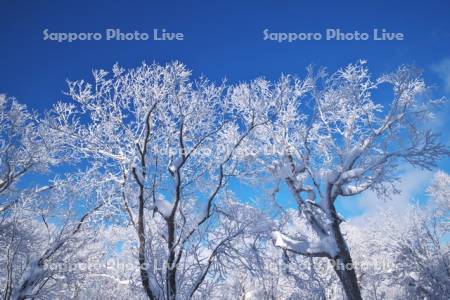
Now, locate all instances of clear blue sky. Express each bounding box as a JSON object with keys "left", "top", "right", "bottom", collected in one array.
[
  {"left": 1, "top": 0, "right": 450, "bottom": 108},
  {"left": 1, "top": 0, "right": 449, "bottom": 217}
]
